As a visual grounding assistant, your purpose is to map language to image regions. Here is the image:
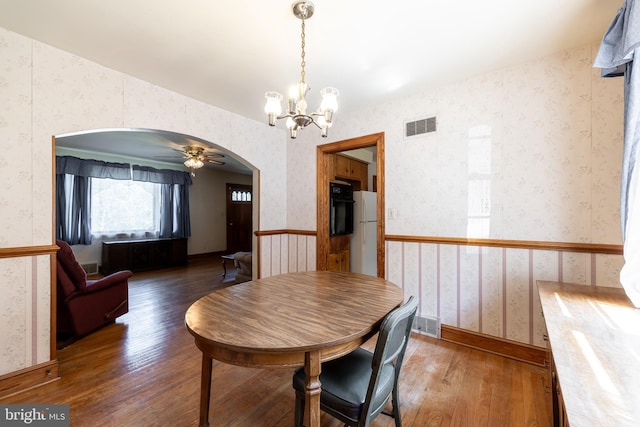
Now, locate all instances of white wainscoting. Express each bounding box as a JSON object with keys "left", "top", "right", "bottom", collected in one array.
[
  {"left": 0, "top": 253, "right": 52, "bottom": 377},
  {"left": 258, "top": 232, "right": 317, "bottom": 279},
  {"left": 385, "top": 240, "right": 623, "bottom": 347}
]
